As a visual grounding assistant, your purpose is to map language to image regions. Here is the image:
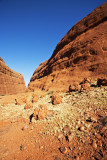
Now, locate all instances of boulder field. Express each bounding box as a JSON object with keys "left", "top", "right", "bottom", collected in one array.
[
  {"left": 0, "top": 3, "right": 107, "bottom": 160},
  {"left": 0, "top": 57, "right": 26, "bottom": 95},
  {"left": 28, "top": 2, "right": 107, "bottom": 92}
]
